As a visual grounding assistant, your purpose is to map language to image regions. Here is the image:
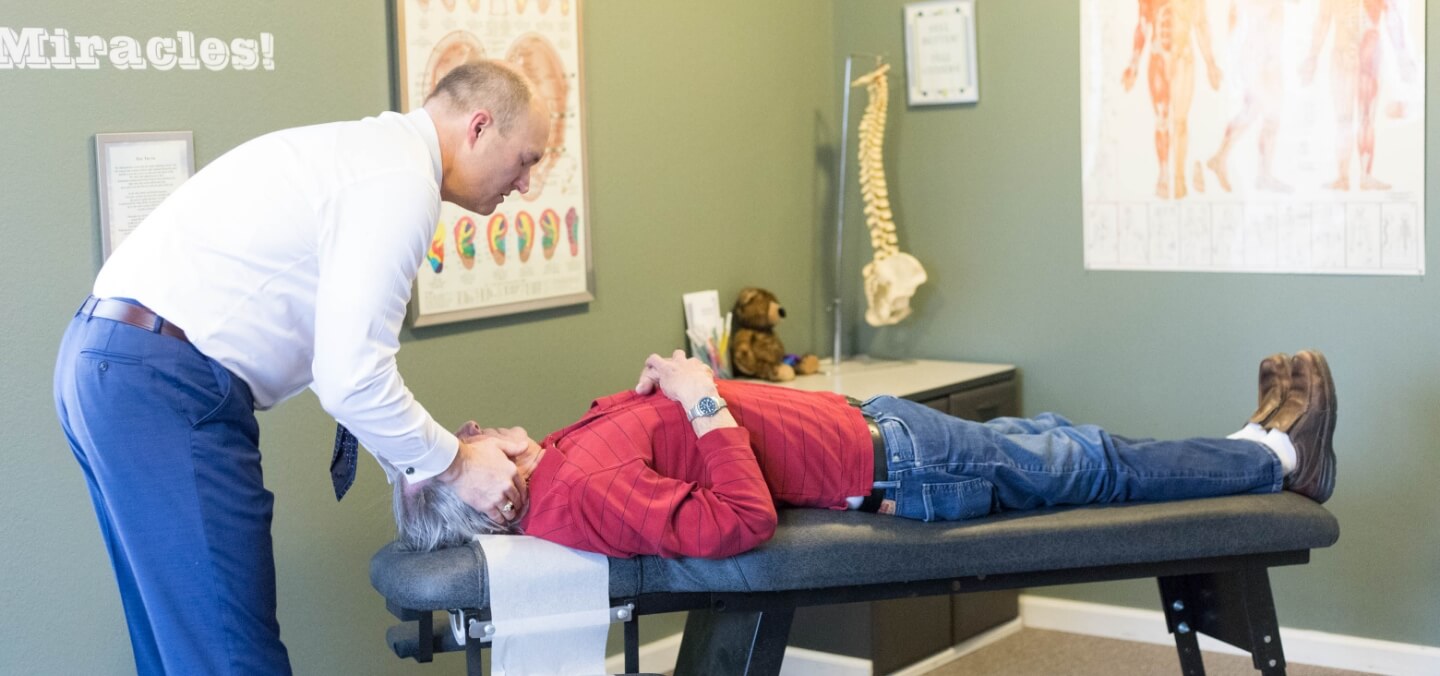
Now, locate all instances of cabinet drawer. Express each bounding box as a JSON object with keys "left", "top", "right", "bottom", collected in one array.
[{"left": 948, "top": 379, "right": 1018, "bottom": 421}]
